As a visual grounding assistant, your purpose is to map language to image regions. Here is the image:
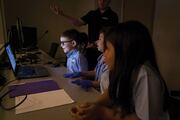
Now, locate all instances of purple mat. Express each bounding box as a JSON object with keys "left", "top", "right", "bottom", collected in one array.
[{"left": 9, "top": 80, "right": 60, "bottom": 97}]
